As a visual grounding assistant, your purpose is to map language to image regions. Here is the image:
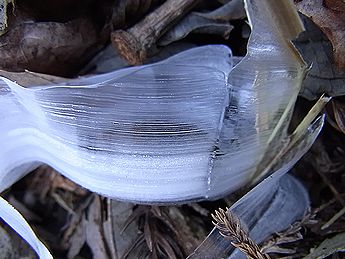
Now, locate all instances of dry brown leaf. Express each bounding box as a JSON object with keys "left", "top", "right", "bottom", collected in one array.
[
  {"left": 159, "top": 0, "right": 245, "bottom": 46},
  {"left": 65, "top": 198, "right": 143, "bottom": 259},
  {"left": 261, "top": 212, "right": 316, "bottom": 255},
  {"left": 85, "top": 196, "right": 109, "bottom": 259},
  {"left": 325, "top": 98, "right": 345, "bottom": 133},
  {"left": 103, "top": 200, "right": 137, "bottom": 259},
  {"left": 63, "top": 195, "right": 111, "bottom": 259},
  {"left": 0, "top": 70, "right": 67, "bottom": 86},
  {"left": 62, "top": 195, "right": 93, "bottom": 253},
  {"left": 296, "top": 0, "right": 345, "bottom": 70},
  {"left": 66, "top": 214, "right": 86, "bottom": 259},
  {"left": 0, "top": 0, "right": 14, "bottom": 34},
  {"left": 167, "top": 206, "right": 208, "bottom": 255},
  {"left": 28, "top": 166, "right": 87, "bottom": 203},
  {"left": 0, "top": 14, "right": 102, "bottom": 76},
  {"left": 332, "top": 99, "right": 345, "bottom": 134},
  {"left": 154, "top": 232, "right": 179, "bottom": 259},
  {"left": 324, "top": 0, "right": 345, "bottom": 12},
  {"left": 121, "top": 206, "right": 185, "bottom": 258},
  {"left": 294, "top": 15, "right": 345, "bottom": 100}
]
